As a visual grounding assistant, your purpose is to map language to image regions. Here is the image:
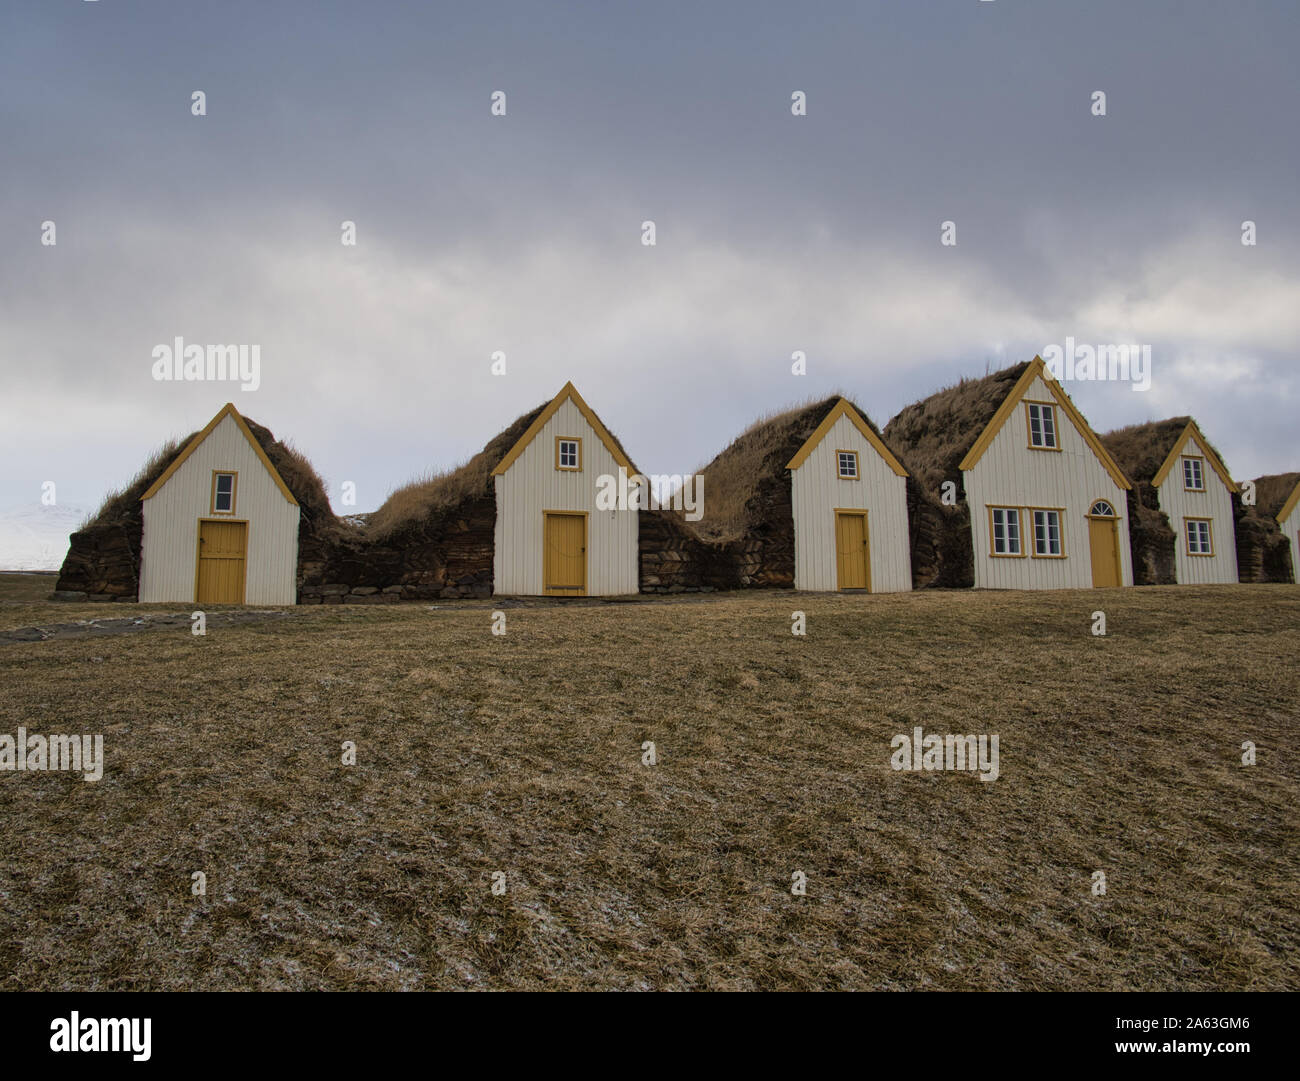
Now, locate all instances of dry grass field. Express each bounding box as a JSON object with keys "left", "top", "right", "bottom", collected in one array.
[{"left": 1, "top": 576, "right": 1297, "bottom": 991}]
